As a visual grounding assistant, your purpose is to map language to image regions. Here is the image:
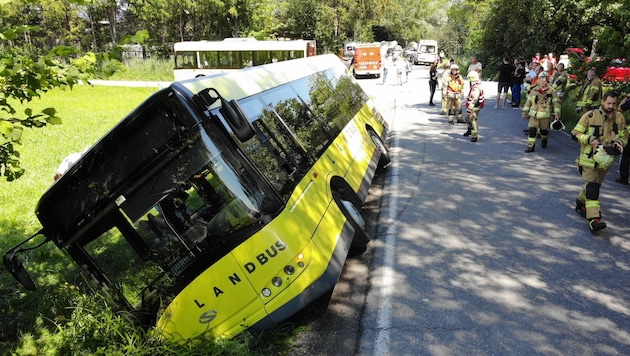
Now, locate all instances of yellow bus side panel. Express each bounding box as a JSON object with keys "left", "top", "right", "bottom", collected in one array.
[{"left": 155, "top": 253, "right": 263, "bottom": 341}]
